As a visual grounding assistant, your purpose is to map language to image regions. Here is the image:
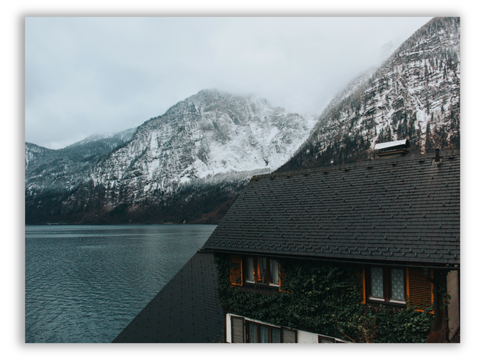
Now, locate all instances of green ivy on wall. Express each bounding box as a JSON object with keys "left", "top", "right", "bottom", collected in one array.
[{"left": 214, "top": 254, "right": 435, "bottom": 343}]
